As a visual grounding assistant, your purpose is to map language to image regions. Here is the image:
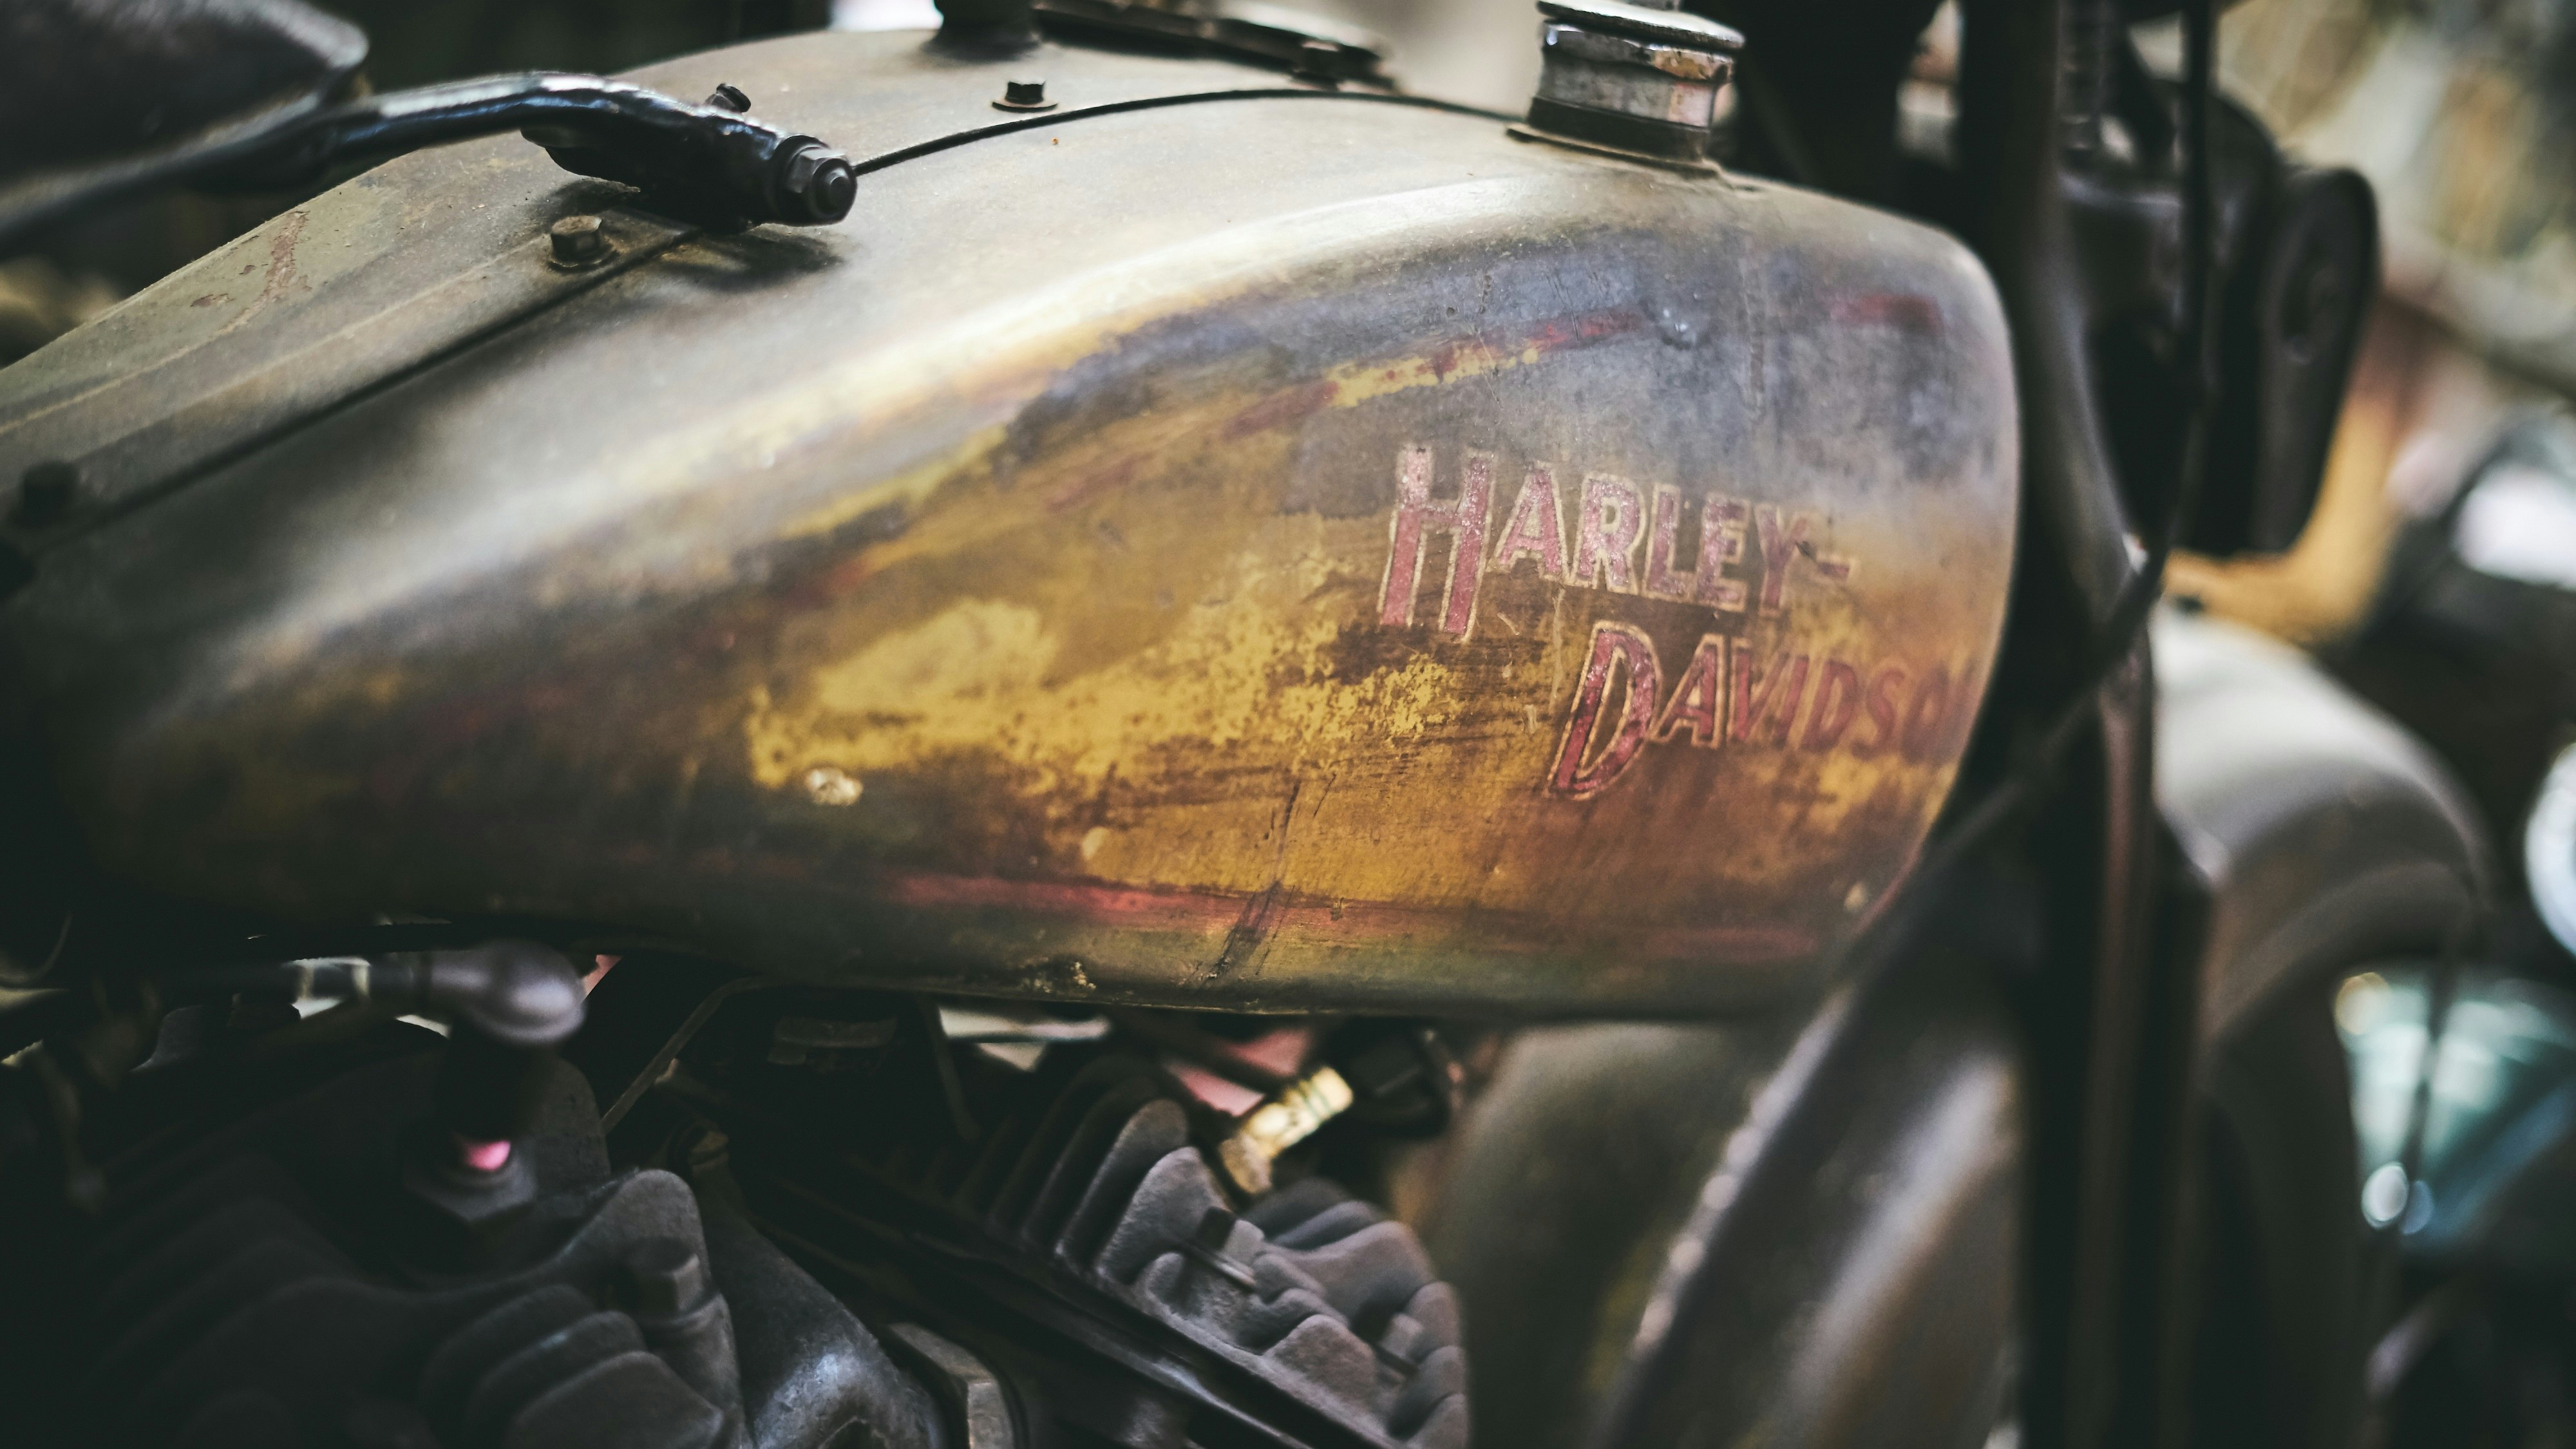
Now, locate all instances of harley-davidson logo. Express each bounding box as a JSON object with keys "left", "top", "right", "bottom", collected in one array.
[
  {"left": 1376, "top": 444, "right": 1956, "bottom": 799},
  {"left": 1377, "top": 443, "right": 1852, "bottom": 637}
]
